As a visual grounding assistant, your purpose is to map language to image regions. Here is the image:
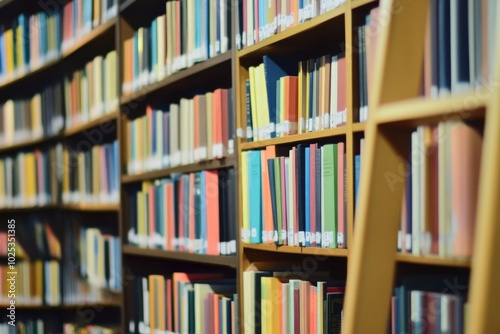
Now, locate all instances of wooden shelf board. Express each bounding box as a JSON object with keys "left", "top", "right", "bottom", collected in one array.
[
  {"left": 0, "top": 133, "right": 62, "bottom": 154},
  {"left": 0, "top": 205, "right": 59, "bottom": 213},
  {"left": 62, "top": 20, "right": 115, "bottom": 59},
  {"left": 239, "top": 127, "right": 347, "bottom": 150},
  {"left": 237, "top": 6, "right": 346, "bottom": 58},
  {"left": 61, "top": 203, "right": 120, "bottom": 212},
  {"left": 0, "top": 58, "right": 59, "bottom": 91},
  {"left": 395, "top": 253, "right": 471, "bottom": 268},
  {"left": 243, "top": 243, "right": 349, "bottom": 257},
  {"left": 0, "top": 0, "right": 16, "bottom": 11},
  {"left": 122, "top": 156, "right": 236, "bottom": 184},
  {"left": 0, "top": 301, "right": 121, "bottom": 310},
  {"left": 123, "top": 245, "right": 238, "bottom": 268},
  {"left": 120, "top": 51, "right": 232, "bottom": 105},
  {"left": 352, "top": 122, "right": 366, "bottom": 132},
  {"left": 376, "top": 92, "right": 488, "bottom": 126},
  {"left": 350, "top": 0, "right": 379, "bottom": 9},
  {"left": 63, "top": 111, "right": 119, "bottom": 137},
  {"left": 119, "top": 0, "right": 135, "bottom": 12}
]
